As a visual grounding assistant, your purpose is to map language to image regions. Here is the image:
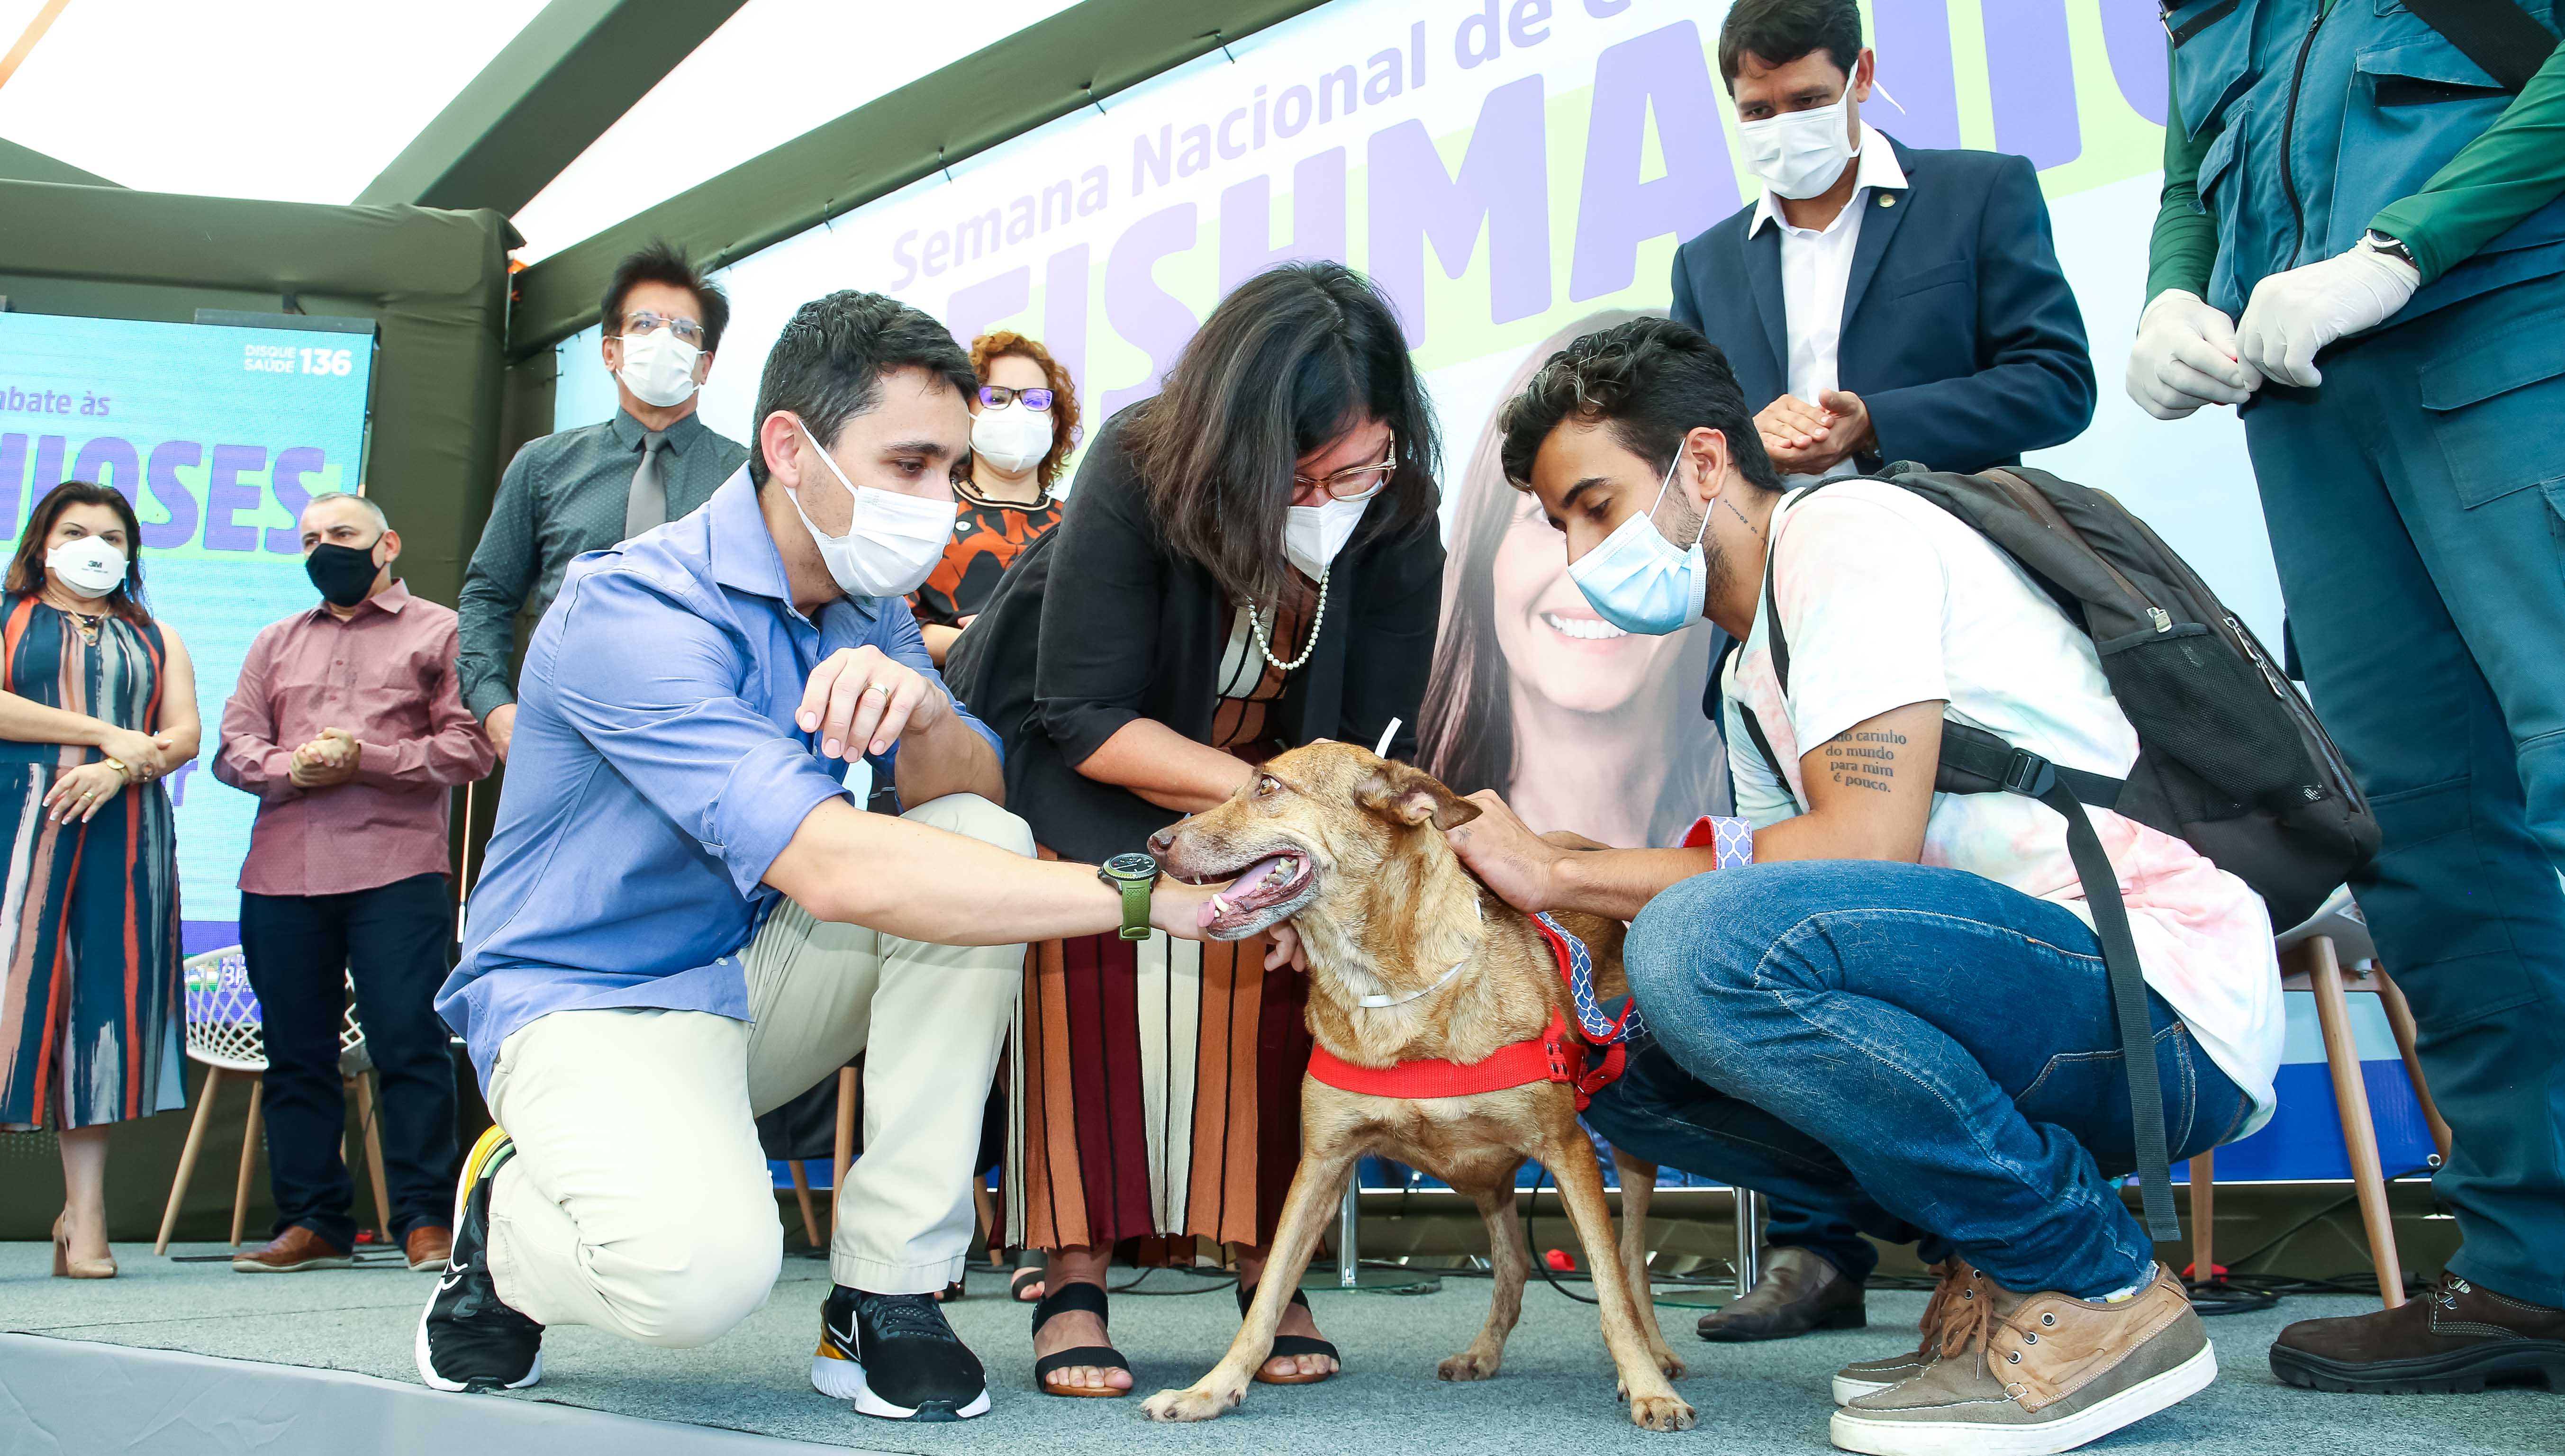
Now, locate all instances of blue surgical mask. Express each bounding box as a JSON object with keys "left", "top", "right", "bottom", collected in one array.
[{"left": 1567, "top": 452, "right": 1708, "bottom": 636}]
